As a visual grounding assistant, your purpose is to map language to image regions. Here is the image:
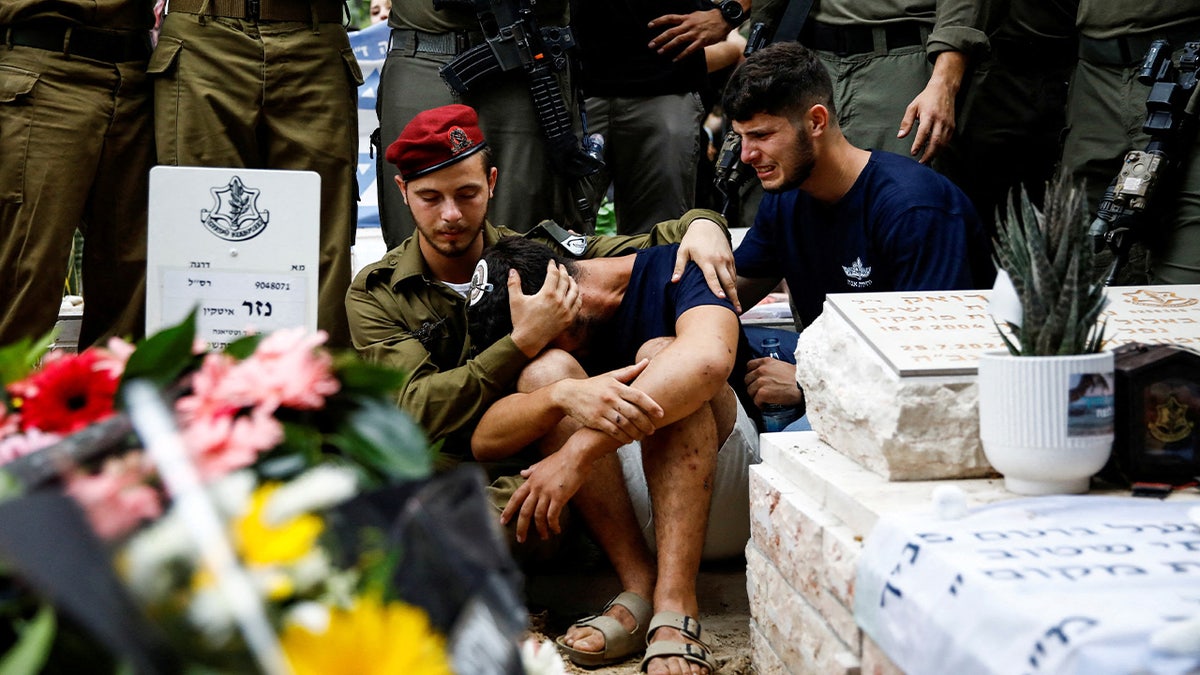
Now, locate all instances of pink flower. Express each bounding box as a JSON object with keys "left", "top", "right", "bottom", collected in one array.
[
  {"left": 180, "top": 406, "right": 284, "bottom": 481},
  {"left": 175, "top": 329, "right": 339, "bottom": 427},
  {"left": 0, "top": 428, "right": 62, "bottom": 466},
  {"left": 65, "top": 452, "right": 162, "bottom": 540},
  {"left": 221, "top": 328, "right": 340, "bottom": 412},
  {"left": 95, "top": 338, "right": 136, "bottom": 379},
  {"left": 0, "top": 409, "right": 19, "bottom": 438},
  {"left": 175, "top": 353, "right": 240, "bottom": 424}
]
